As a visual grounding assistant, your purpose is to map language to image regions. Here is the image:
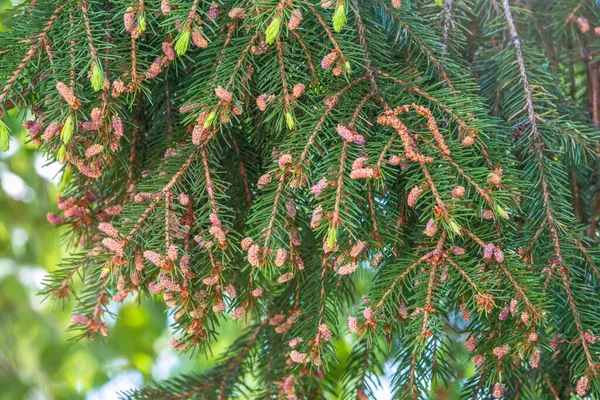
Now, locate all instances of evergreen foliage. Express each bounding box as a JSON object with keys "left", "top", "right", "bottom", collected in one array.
[{"left": 1, "top": 0, "right": 600, "bottom": 398}]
